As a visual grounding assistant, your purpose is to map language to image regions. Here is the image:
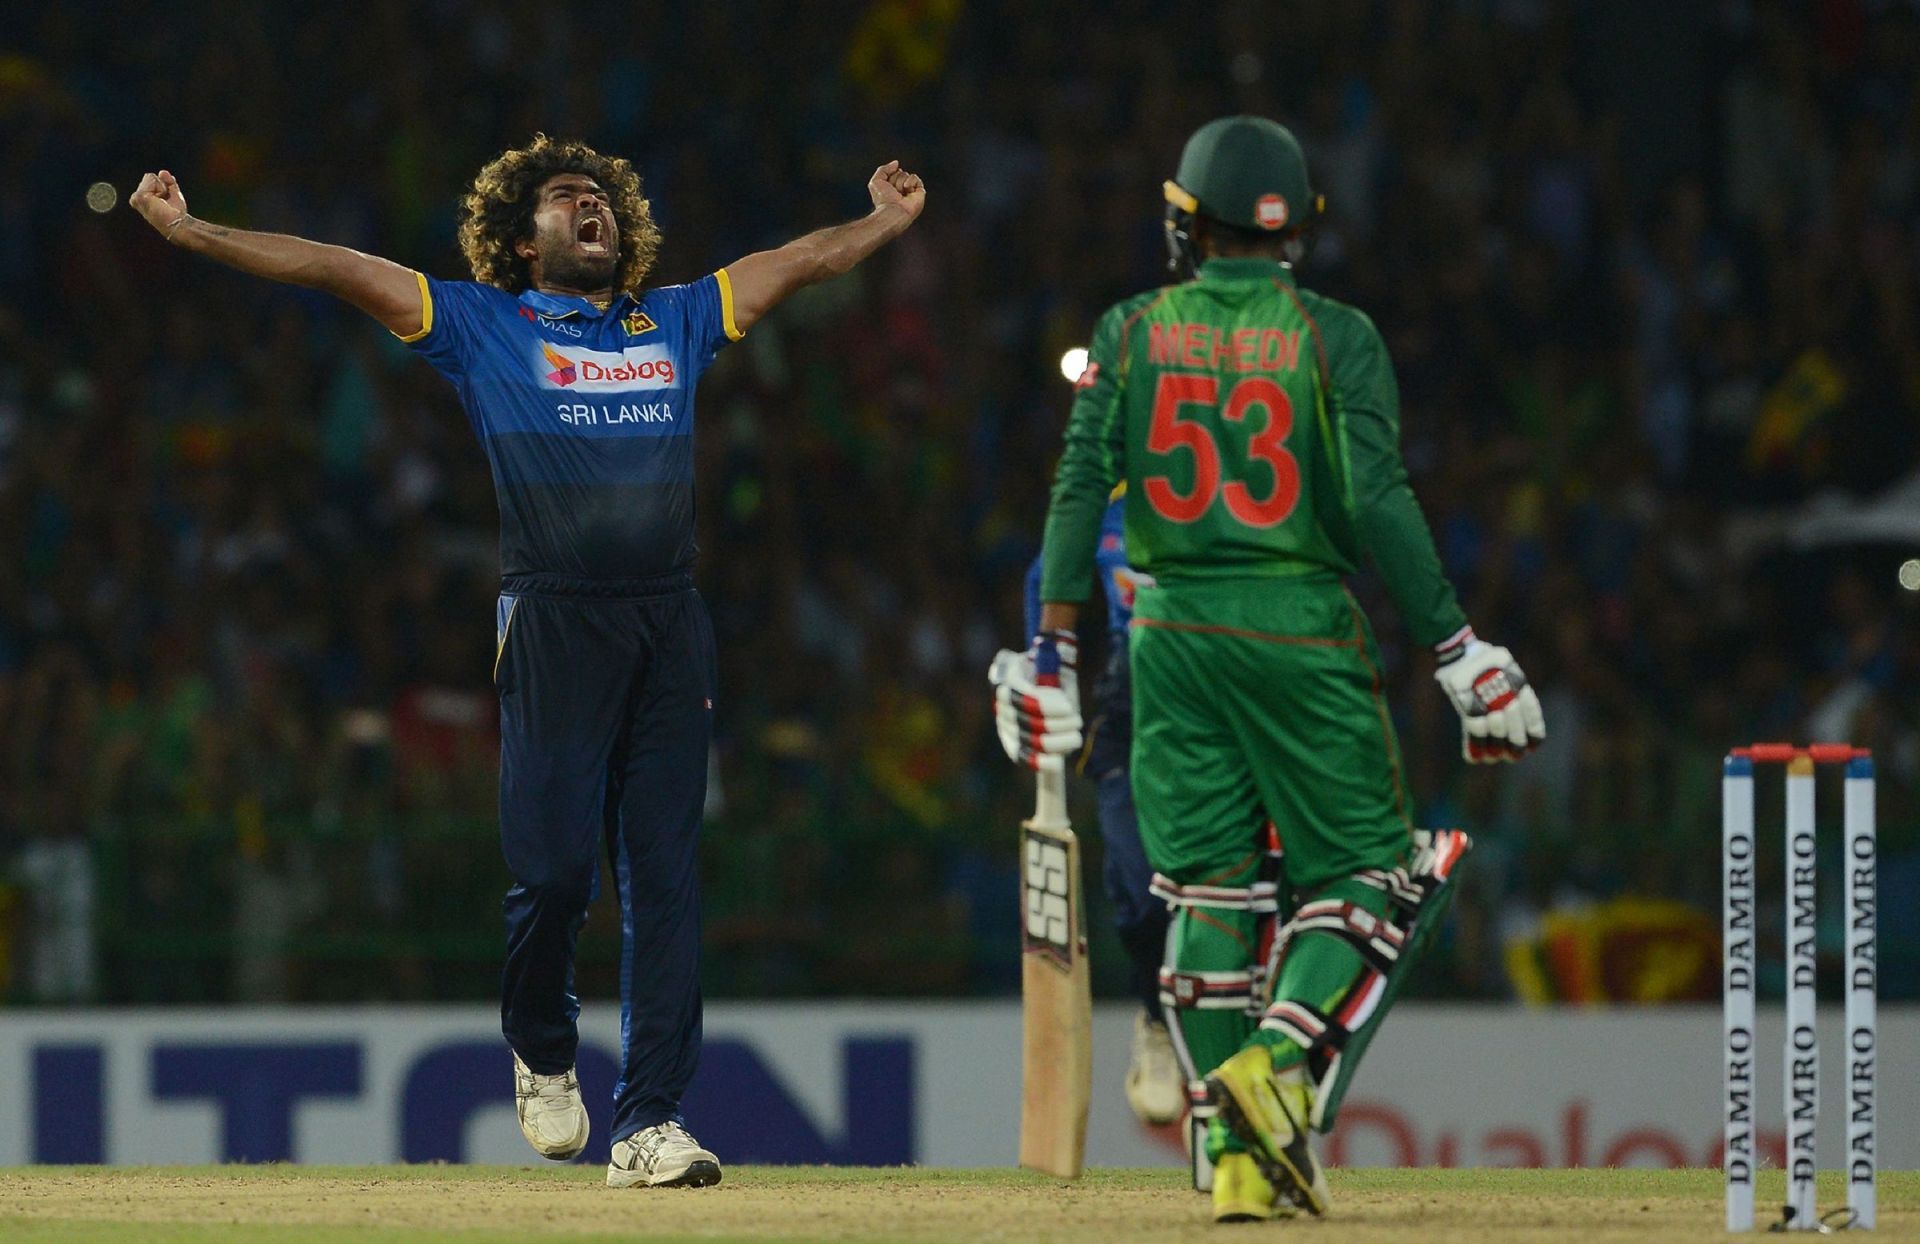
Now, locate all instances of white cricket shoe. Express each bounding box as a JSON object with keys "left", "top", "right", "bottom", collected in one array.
[
  {"left": 1125, "top": 1011, "right": 1186, "bottom": 1125},
  {"left": 607, "top": 1120, "right": 723, "bottom": 1188},
  {"left": 513, "top": 1052, "right": 589, "bottom": 1161}
]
